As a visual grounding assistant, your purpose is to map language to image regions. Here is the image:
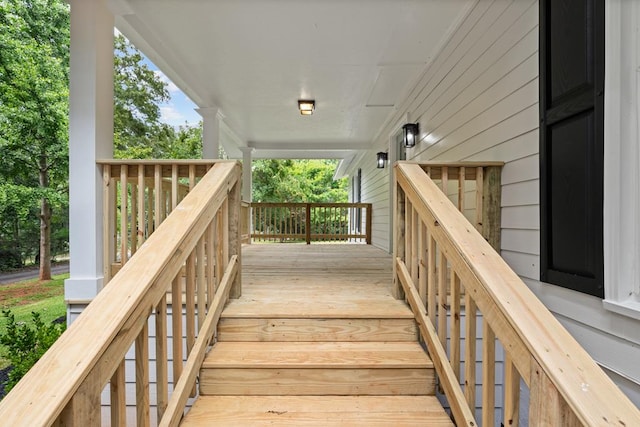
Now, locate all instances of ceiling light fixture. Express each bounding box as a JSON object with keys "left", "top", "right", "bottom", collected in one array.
[{"left": 298, "top": 99, "right": 315, "bottom": 115}]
